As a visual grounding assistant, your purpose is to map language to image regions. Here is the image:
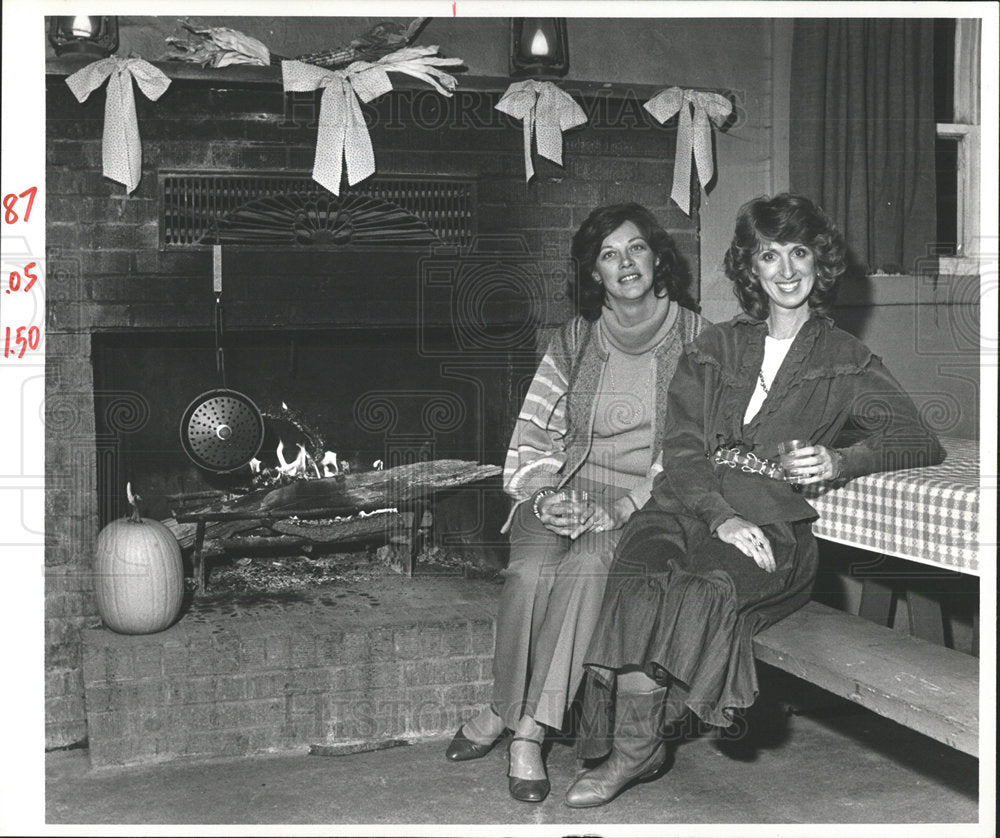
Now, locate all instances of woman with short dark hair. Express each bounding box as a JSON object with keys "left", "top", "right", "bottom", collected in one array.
[
  {"left": 573, "top": 203, "right": 699, "bottom": 320},
  {"left": 566, "top": 193, "right": 944, "bottom": 808},
  {"left": 444, "top": 203, "right": 705, "bottom": 803}
]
